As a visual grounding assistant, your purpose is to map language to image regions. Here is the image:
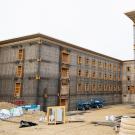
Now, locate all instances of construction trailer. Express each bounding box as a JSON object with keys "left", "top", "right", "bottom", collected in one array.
[{"left": 0, "top": 34, "right": 122, "bottom": 111}]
